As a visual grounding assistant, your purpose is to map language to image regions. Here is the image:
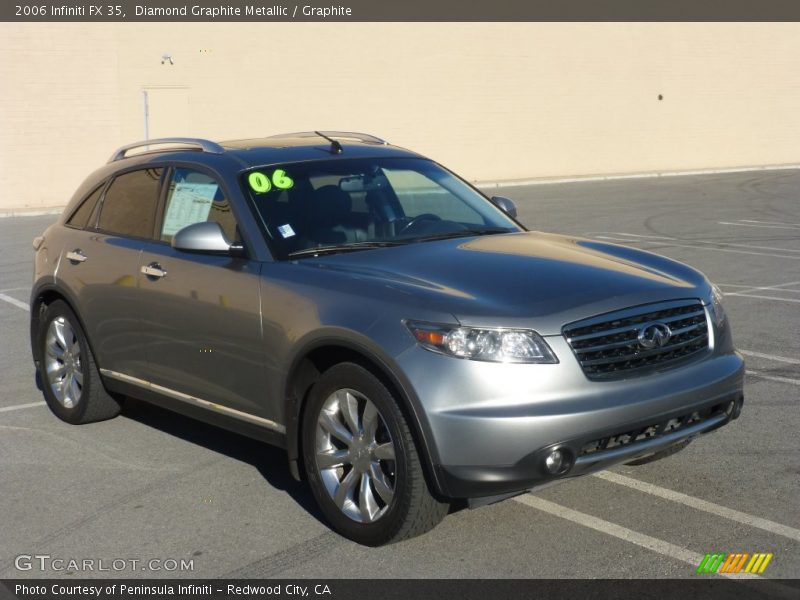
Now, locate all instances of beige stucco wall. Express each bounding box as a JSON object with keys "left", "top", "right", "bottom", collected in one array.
[{"left": 2, "top": 23, "right": 799, "bottom": 210}]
